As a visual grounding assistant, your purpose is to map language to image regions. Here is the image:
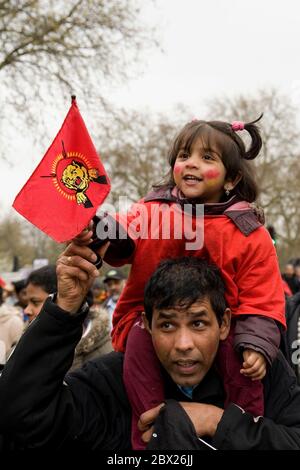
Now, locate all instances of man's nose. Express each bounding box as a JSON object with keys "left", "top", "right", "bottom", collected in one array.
[
  {"left": 24, "top": 304, "right": 33, "bottom": 316},
  {"left": 174, "top": 328, "right": 194, "bottom": 352}
]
